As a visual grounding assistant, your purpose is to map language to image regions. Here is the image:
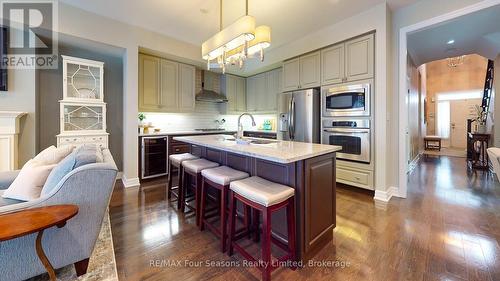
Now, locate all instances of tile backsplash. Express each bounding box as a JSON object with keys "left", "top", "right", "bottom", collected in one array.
[{"left": 142, "top": 102, "right": 277, "bottom": 132}]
